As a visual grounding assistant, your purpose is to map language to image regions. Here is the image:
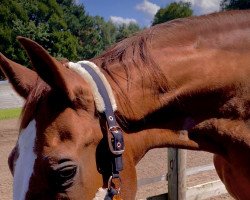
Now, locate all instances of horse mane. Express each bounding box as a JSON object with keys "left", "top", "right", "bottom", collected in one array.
[
  {"left": 93, "top": 10, "right": 250, "bottom": 94},
  {"left": 93, "top": 29, "right": 169, "bottom": 93}
]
